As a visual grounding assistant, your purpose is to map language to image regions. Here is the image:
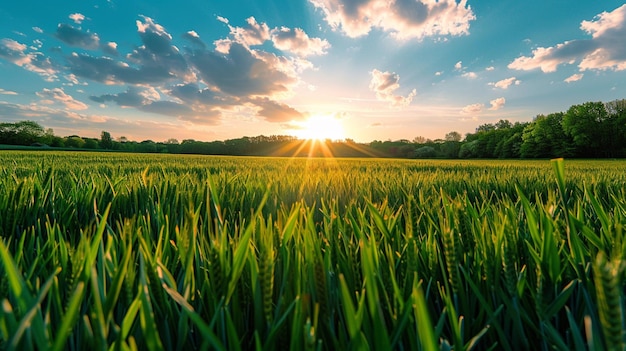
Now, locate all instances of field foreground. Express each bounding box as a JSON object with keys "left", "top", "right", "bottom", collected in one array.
[{"left": 1, "top": 152, "right": 625, "bottom": 350}]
